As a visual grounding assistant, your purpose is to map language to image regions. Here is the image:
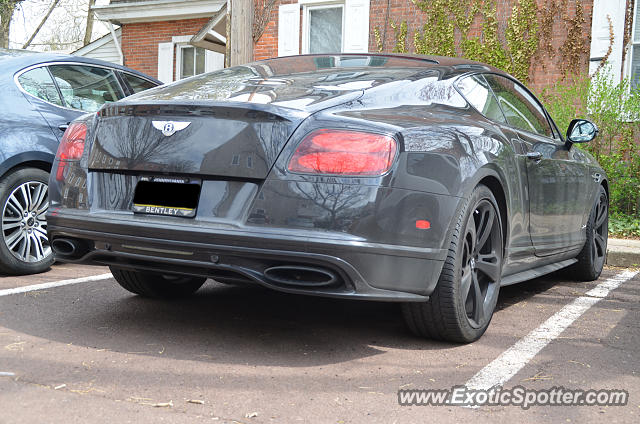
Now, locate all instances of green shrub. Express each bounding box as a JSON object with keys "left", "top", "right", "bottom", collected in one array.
[
  {"left": 540, "top": 70, "right": 640, "bottom": 223},
  {"left": 609, "top": 213, "right": 640, "bottom": 238}
]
